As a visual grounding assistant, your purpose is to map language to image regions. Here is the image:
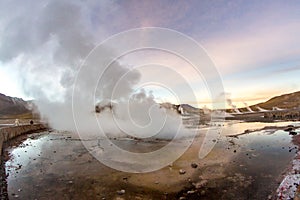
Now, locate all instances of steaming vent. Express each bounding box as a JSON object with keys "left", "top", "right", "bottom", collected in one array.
[
  {"left": 95, "top": 101, "right": 115, "bottom": 113},
  {"left": 256, "top": 106, "right": 268, "bottom": 112},
  {"left": 272, "top": 107, "right": 284, "bottom": 111}
]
